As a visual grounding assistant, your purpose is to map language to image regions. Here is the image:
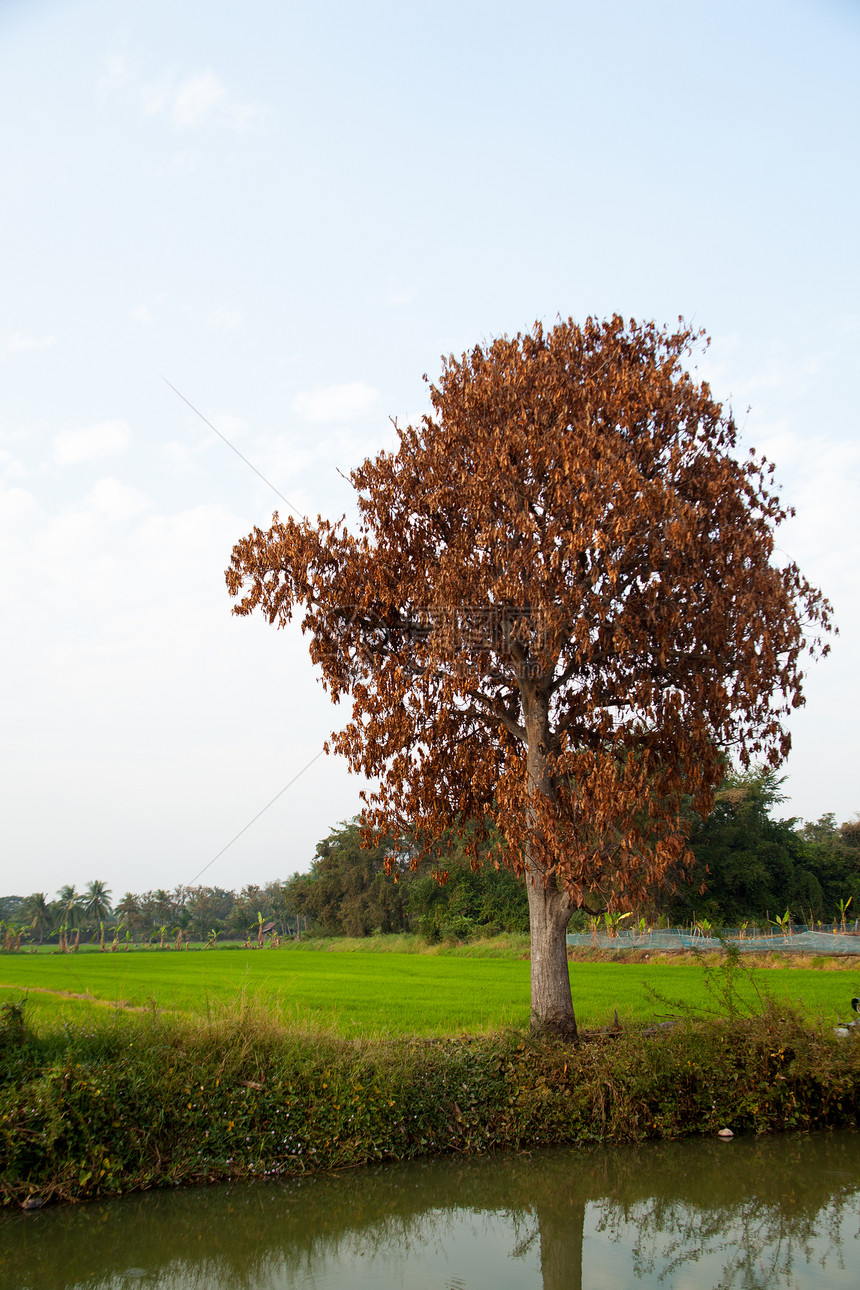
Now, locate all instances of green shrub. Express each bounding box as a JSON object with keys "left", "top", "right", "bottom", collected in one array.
[{"left": 2, "top": 997, "right": 859, "bottom": 1209}]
